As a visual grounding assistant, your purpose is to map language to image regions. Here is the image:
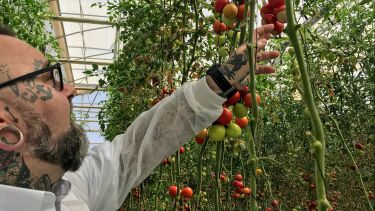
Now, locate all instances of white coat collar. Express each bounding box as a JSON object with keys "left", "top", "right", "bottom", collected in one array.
[{"left": 0, "top": 184, "right": 56, "bottom": 211}]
